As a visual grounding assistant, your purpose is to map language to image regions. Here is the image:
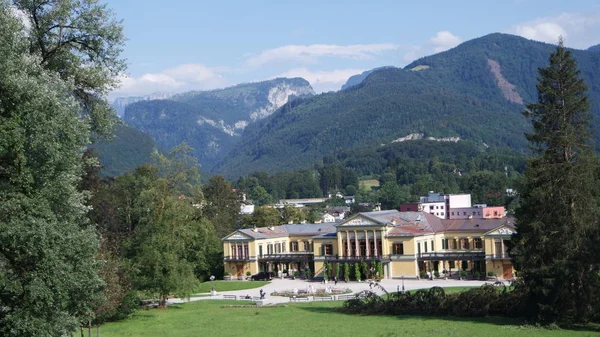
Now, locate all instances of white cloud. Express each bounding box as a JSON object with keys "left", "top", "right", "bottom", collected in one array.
[
  {"left": 273, "top": 68, "right": 364, "bottom": 93},
  {"left": 429, "top": 31, "right": 462, "bottom": 53},
  {"left": 110, "top": 63, "right": 227, "bottom": 99},
  {"left": 246, "top": 44, "right": 398, "bottom": 68},
  {"left": 402, "top": 31, "right": 463, "bottom": 63},
  {"left": 510, "top": 12, "right": 600, "bottom": 48}
]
